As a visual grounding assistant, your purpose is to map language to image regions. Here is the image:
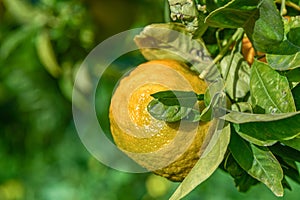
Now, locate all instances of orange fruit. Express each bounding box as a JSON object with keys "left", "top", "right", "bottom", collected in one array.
[
  {"left": 109, "top": 59, "right": 211, "bottom": 181},
  {"left": 242, "top": 36, "right": 266, "bottom": 65}
]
